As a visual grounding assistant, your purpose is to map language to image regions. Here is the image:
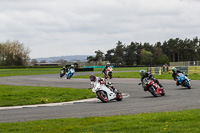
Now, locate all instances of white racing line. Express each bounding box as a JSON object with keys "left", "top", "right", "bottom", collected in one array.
[{"left": 0, "top": 93, "right": 129, "bottom": 110}]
